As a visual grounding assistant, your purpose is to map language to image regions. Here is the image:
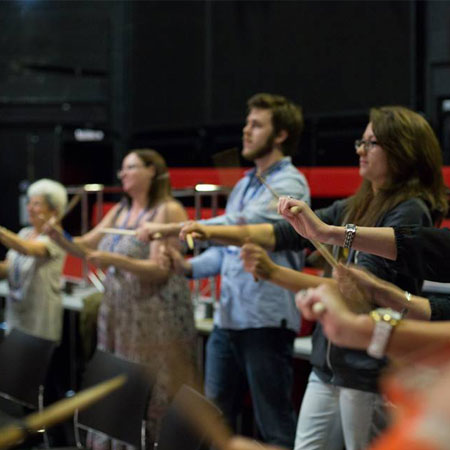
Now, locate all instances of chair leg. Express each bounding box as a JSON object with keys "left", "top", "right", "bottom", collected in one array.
[
  {"left": 141, "top": 419, "right": 147, "bottom": 450},
  {"left": 38, "top": 385, "right": 50, "bottom": 448},
  {"left": 74, "top": 410, "right": 84, "bottom": 449}
]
